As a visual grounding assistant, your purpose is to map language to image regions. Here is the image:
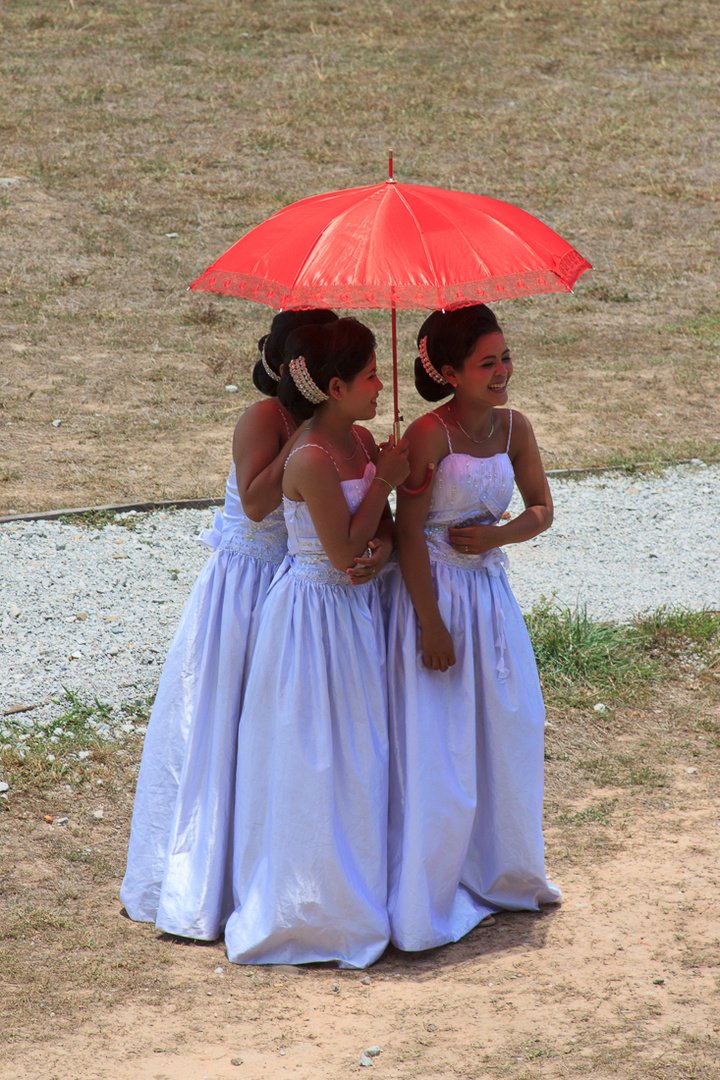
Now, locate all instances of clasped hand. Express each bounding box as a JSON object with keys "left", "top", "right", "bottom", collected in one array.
[
  {"left": 346, "top": 538, "right": 390, "bottom": 585},
  {"left": 448, "top": 522, "right": 501, "bottom": 555}
]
